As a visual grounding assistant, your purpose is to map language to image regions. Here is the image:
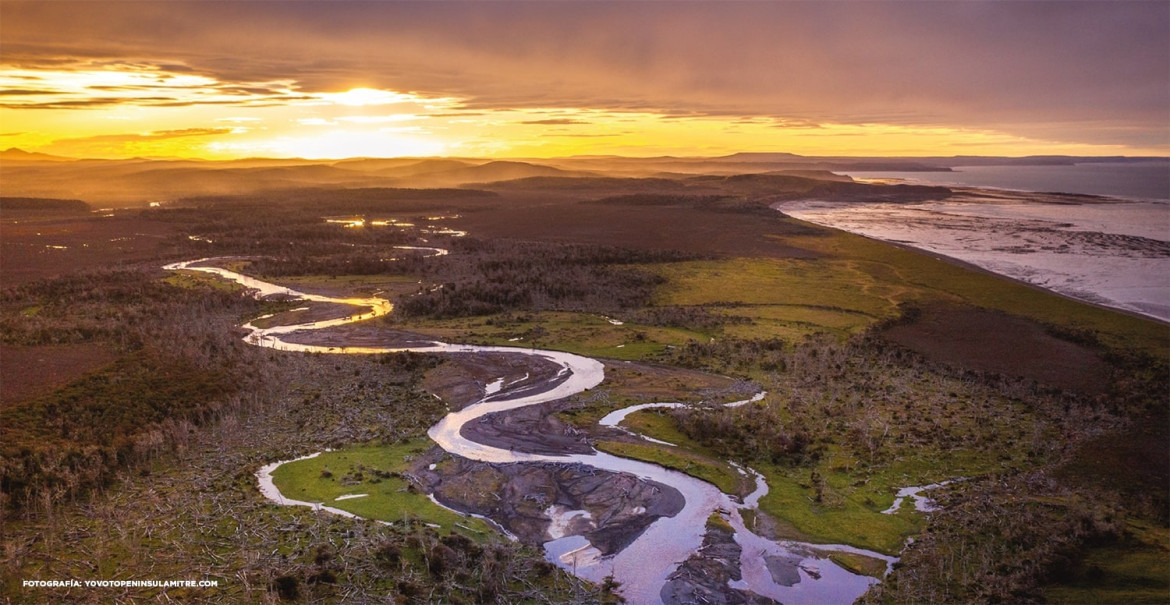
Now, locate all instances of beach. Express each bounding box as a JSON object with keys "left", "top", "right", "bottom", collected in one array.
[{"left": 778, "top": 188, "right": 1170, "bottom": 323}]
